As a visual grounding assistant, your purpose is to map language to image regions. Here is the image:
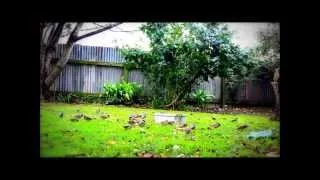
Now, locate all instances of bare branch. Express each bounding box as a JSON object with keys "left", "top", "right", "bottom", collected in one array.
[
  {"left": 68, "top": 23, "right": 83, "bottom": 43},
  {"left": 48, "top": 22, "right": 65, "bottom": 49},
  {"left": 74, "top": 23, "right": 122, "bottom": 42},
  {"left": 93, "top": 23, "right": 105, "bottom": 28}
]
